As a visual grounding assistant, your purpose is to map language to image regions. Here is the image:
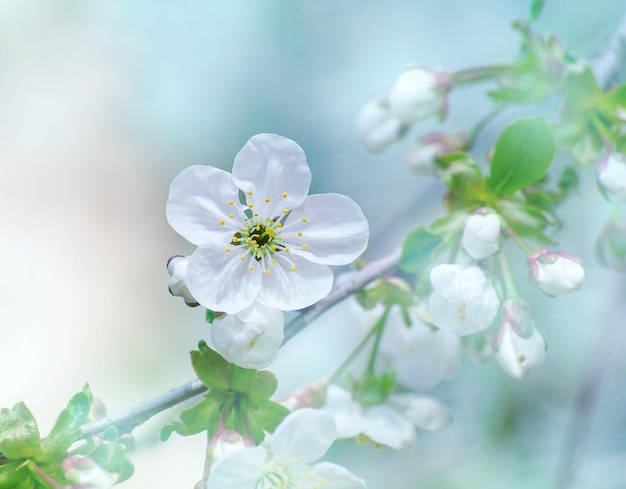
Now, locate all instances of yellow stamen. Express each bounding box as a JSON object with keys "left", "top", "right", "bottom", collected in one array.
[
  {"left": 249, "top": 265, "right": 254, "bottom": 271},
  {"left": 264, "top": 197, "right": 270, "bottom": 203},
  {"left": 291, "top": 265, "right": 297, "bottom": 272},
  {"left": 219, "top": 219, "right": 225, "bottom": 225},
  {"left": 282, "top": 192, "right": 288, "bottom": 198},
  {"left": 302, "top": 244, "right": 308, "bottom": 249},
  {"left": 301, "top": 217, "right": 308, "bottom": 222},
  {"left": 264, "top": 269, "right": 271, "bottom": 274},
  {"left": 297, "top": 231, "right": 303, "bottom": 237},
  {"left": 227, "top": 200, "right": 234, "bottom": 205},
  {"left": 247, "top": 190, "right": 253, "bottom": 196},
  {"left": 225, "top": 247, "right": 231, "bottom": 252},
  {"left": 248, "top": 203, "right": 254, "bottom": 208}
]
